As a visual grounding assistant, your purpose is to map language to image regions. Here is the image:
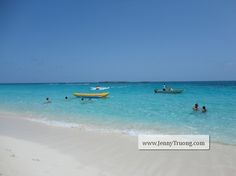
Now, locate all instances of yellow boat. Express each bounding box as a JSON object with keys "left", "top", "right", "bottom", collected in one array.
[{"left": 73, "top": 92, "right": 109, "bottom": 98}]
